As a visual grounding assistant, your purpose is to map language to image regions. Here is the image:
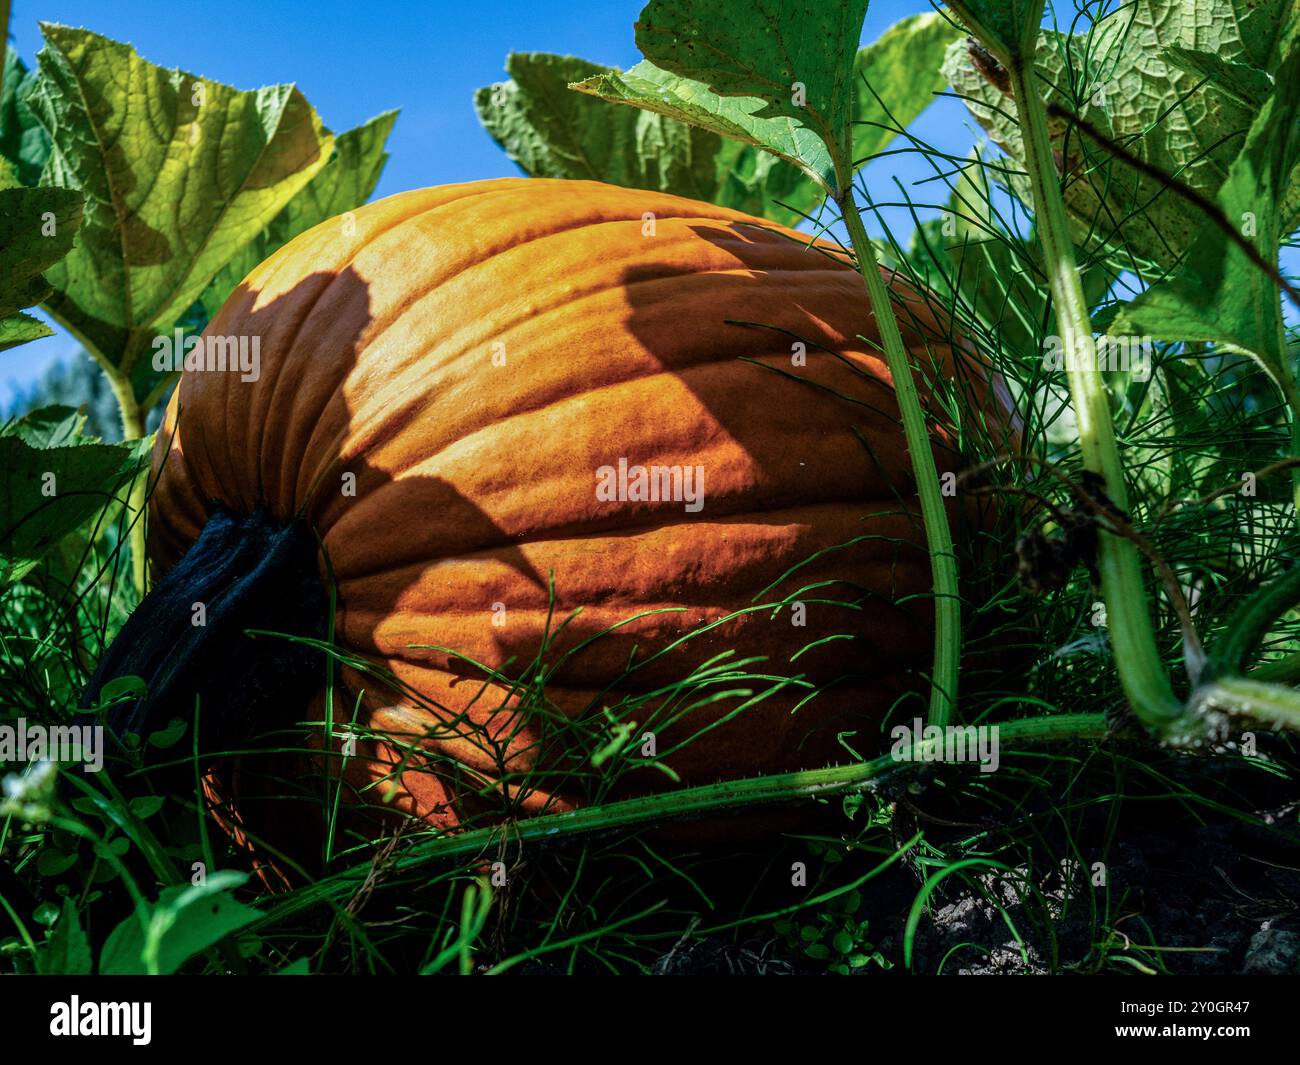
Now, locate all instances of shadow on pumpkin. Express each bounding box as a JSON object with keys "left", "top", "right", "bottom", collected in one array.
[{"left": 600, "top": 217, "right": 1011, "bottom": 776}]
